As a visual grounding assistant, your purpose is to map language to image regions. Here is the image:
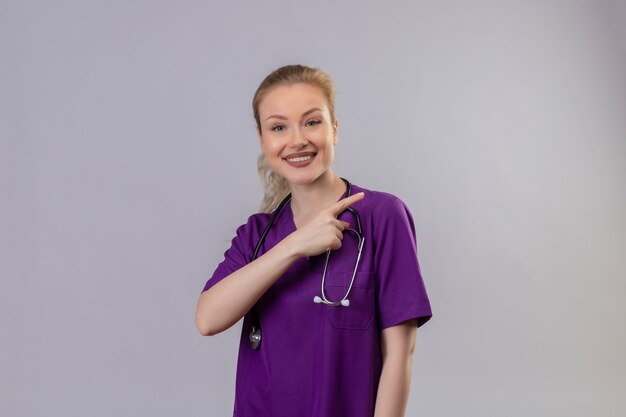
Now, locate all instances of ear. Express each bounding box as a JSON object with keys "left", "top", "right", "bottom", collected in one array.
[{"left": 332, "top": 118, "right": 339, "bottom": 145}]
